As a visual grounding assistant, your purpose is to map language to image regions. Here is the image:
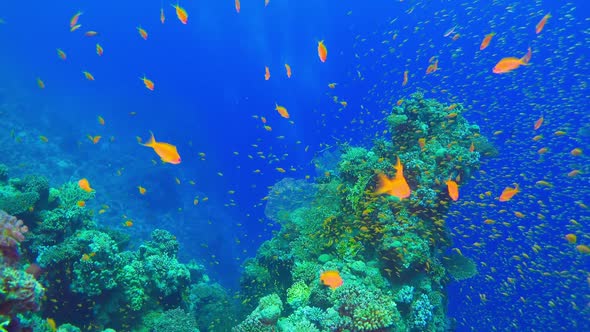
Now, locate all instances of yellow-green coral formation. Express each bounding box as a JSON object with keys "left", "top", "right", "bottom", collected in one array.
[{"left": 236, "top": 93, "right": 491, "bottom": 331}]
